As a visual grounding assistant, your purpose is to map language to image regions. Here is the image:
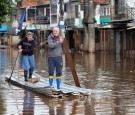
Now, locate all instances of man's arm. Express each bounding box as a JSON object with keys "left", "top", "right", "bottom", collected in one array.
[
  {"left": 48, "top": 36, "right": 62, "bottom": 49},
  {"left": 39, "top": 40, "right": 48, "bottom": 46},
  {"left": 17, "top": 39, "right": 23, "bottom": 49}
]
